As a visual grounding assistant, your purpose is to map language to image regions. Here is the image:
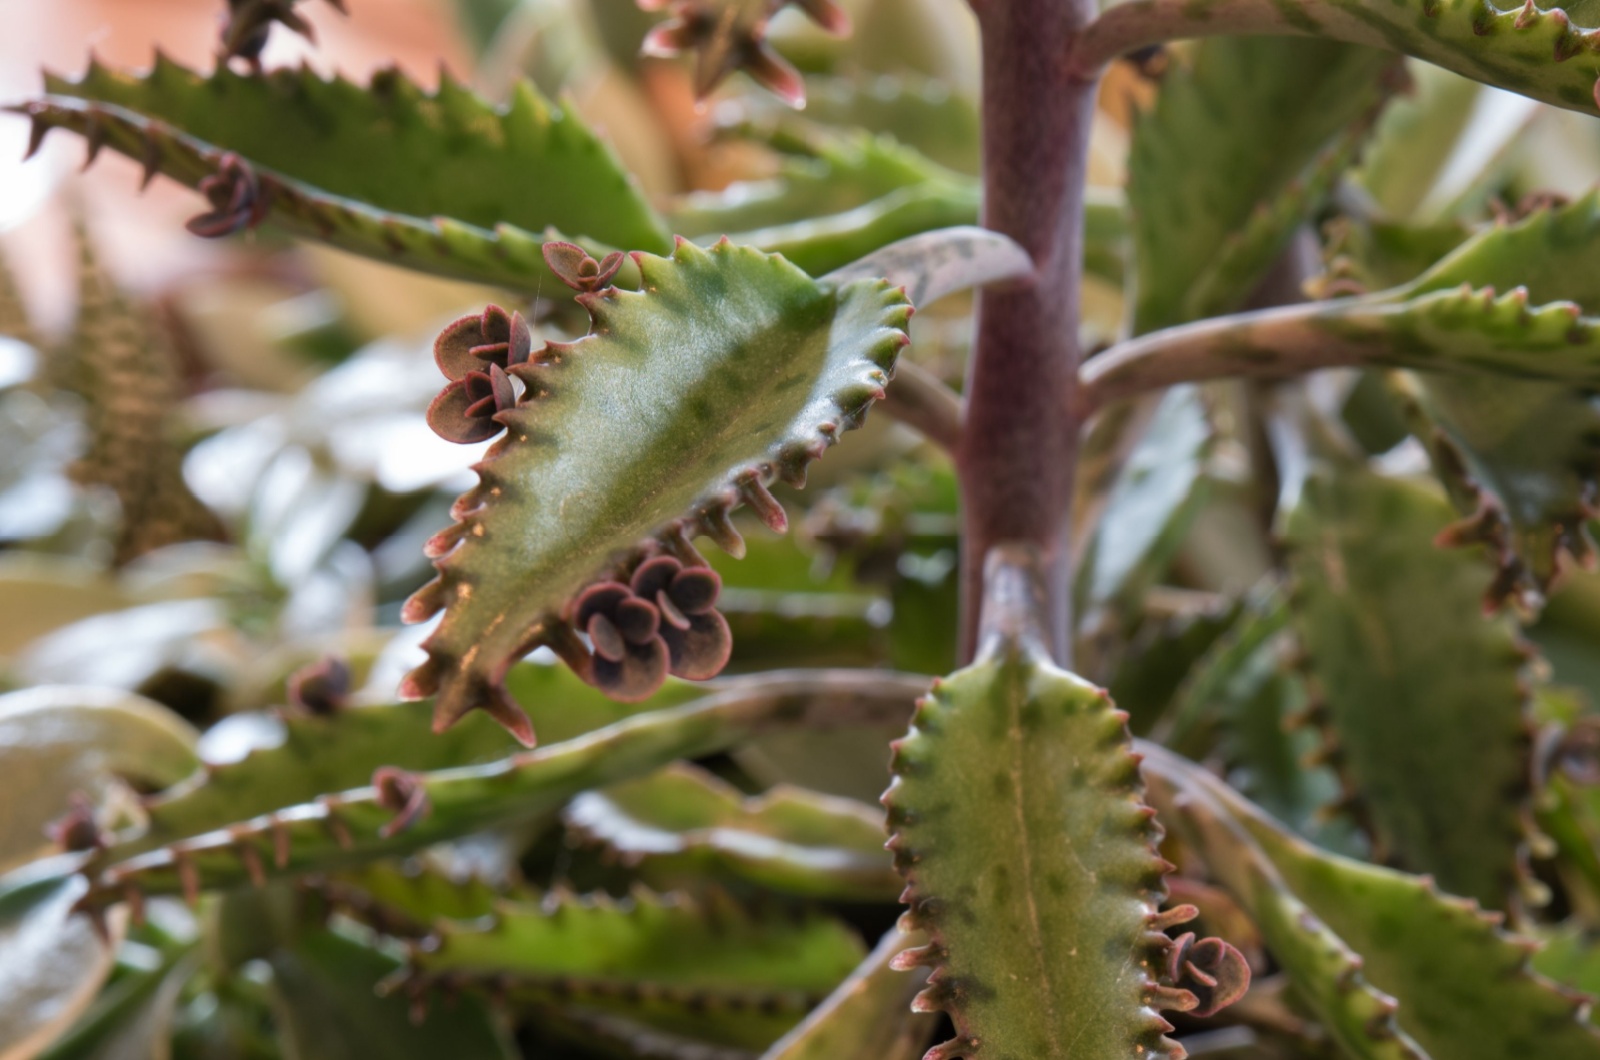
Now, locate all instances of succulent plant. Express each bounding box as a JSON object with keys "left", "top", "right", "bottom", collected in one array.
[{"left": 9, "top": 0, "right": 1600, "bottom": 1057}]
